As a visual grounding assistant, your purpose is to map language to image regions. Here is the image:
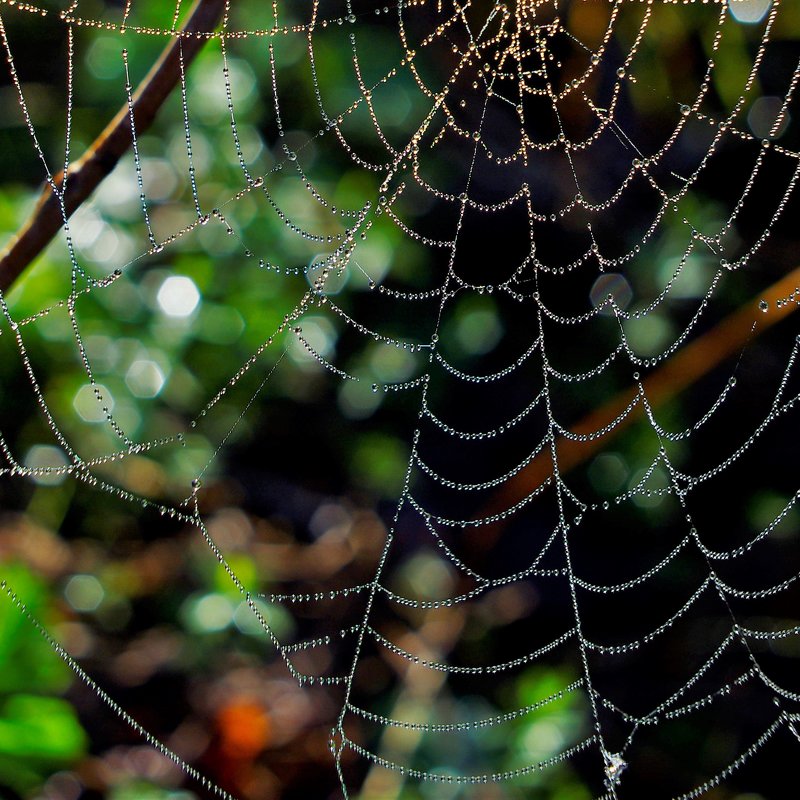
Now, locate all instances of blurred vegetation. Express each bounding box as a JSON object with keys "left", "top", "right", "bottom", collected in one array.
[{"left": 0, "top": 1, "right": 799, "bottom": 799}]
